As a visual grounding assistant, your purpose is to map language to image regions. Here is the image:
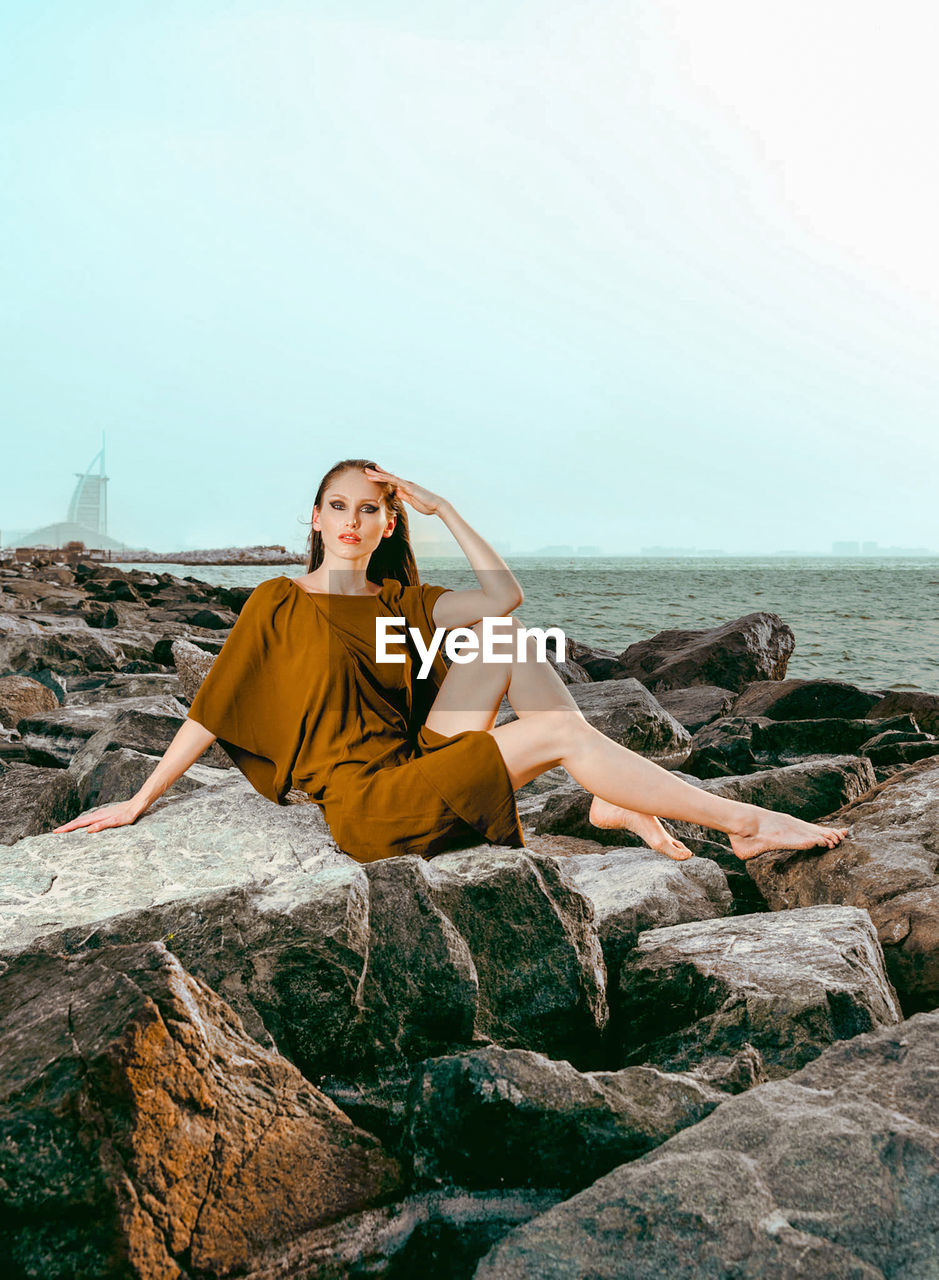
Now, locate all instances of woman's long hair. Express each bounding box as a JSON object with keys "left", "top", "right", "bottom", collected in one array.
[{"left": 304, "top": 458, "right": 420, "bottom": 587}]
